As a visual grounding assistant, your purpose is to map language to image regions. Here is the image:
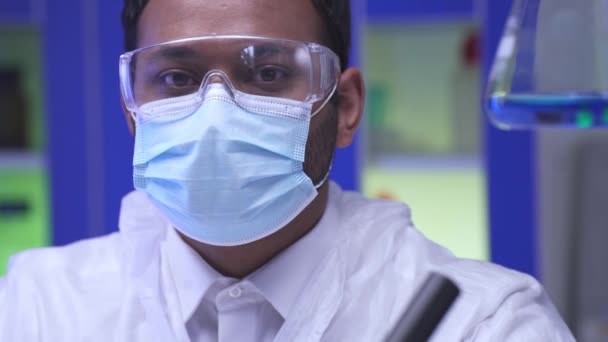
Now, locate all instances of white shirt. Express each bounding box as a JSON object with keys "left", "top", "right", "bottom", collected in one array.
[{"left": 0, "top": 182, "right": 574, "bottom": 341}]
